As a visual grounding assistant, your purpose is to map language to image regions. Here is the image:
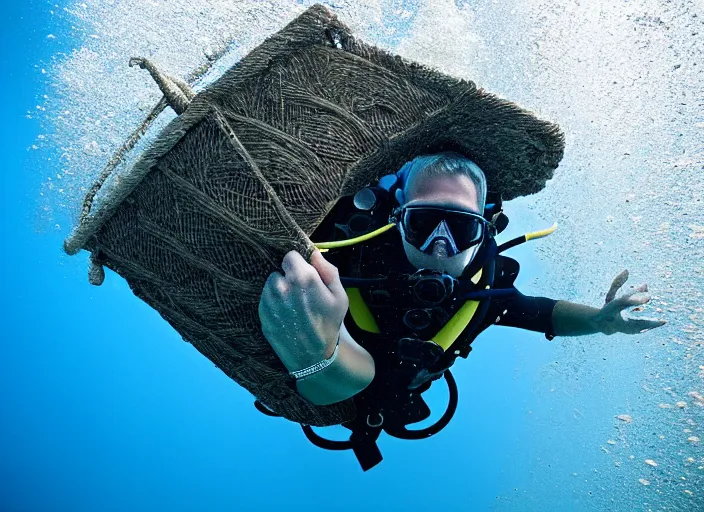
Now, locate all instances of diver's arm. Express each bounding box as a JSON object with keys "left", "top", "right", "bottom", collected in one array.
[
  {"left": 552, "top": 270, "right": 666, "bottom": 336},
  {"left": 497, "top": 296, "right": 664, "bottom": 337},
  {"left": 552, "top": 299, "right": 666, "bottom": 336},
  {"left": 551, "top": 301, "right": 603, "bottom": 336},
  {"left": 491, "top": 290, "right": 557, "bottom": 335},
  {"left": 295, "top": 321, "right": 375, "bottom": 406}
]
